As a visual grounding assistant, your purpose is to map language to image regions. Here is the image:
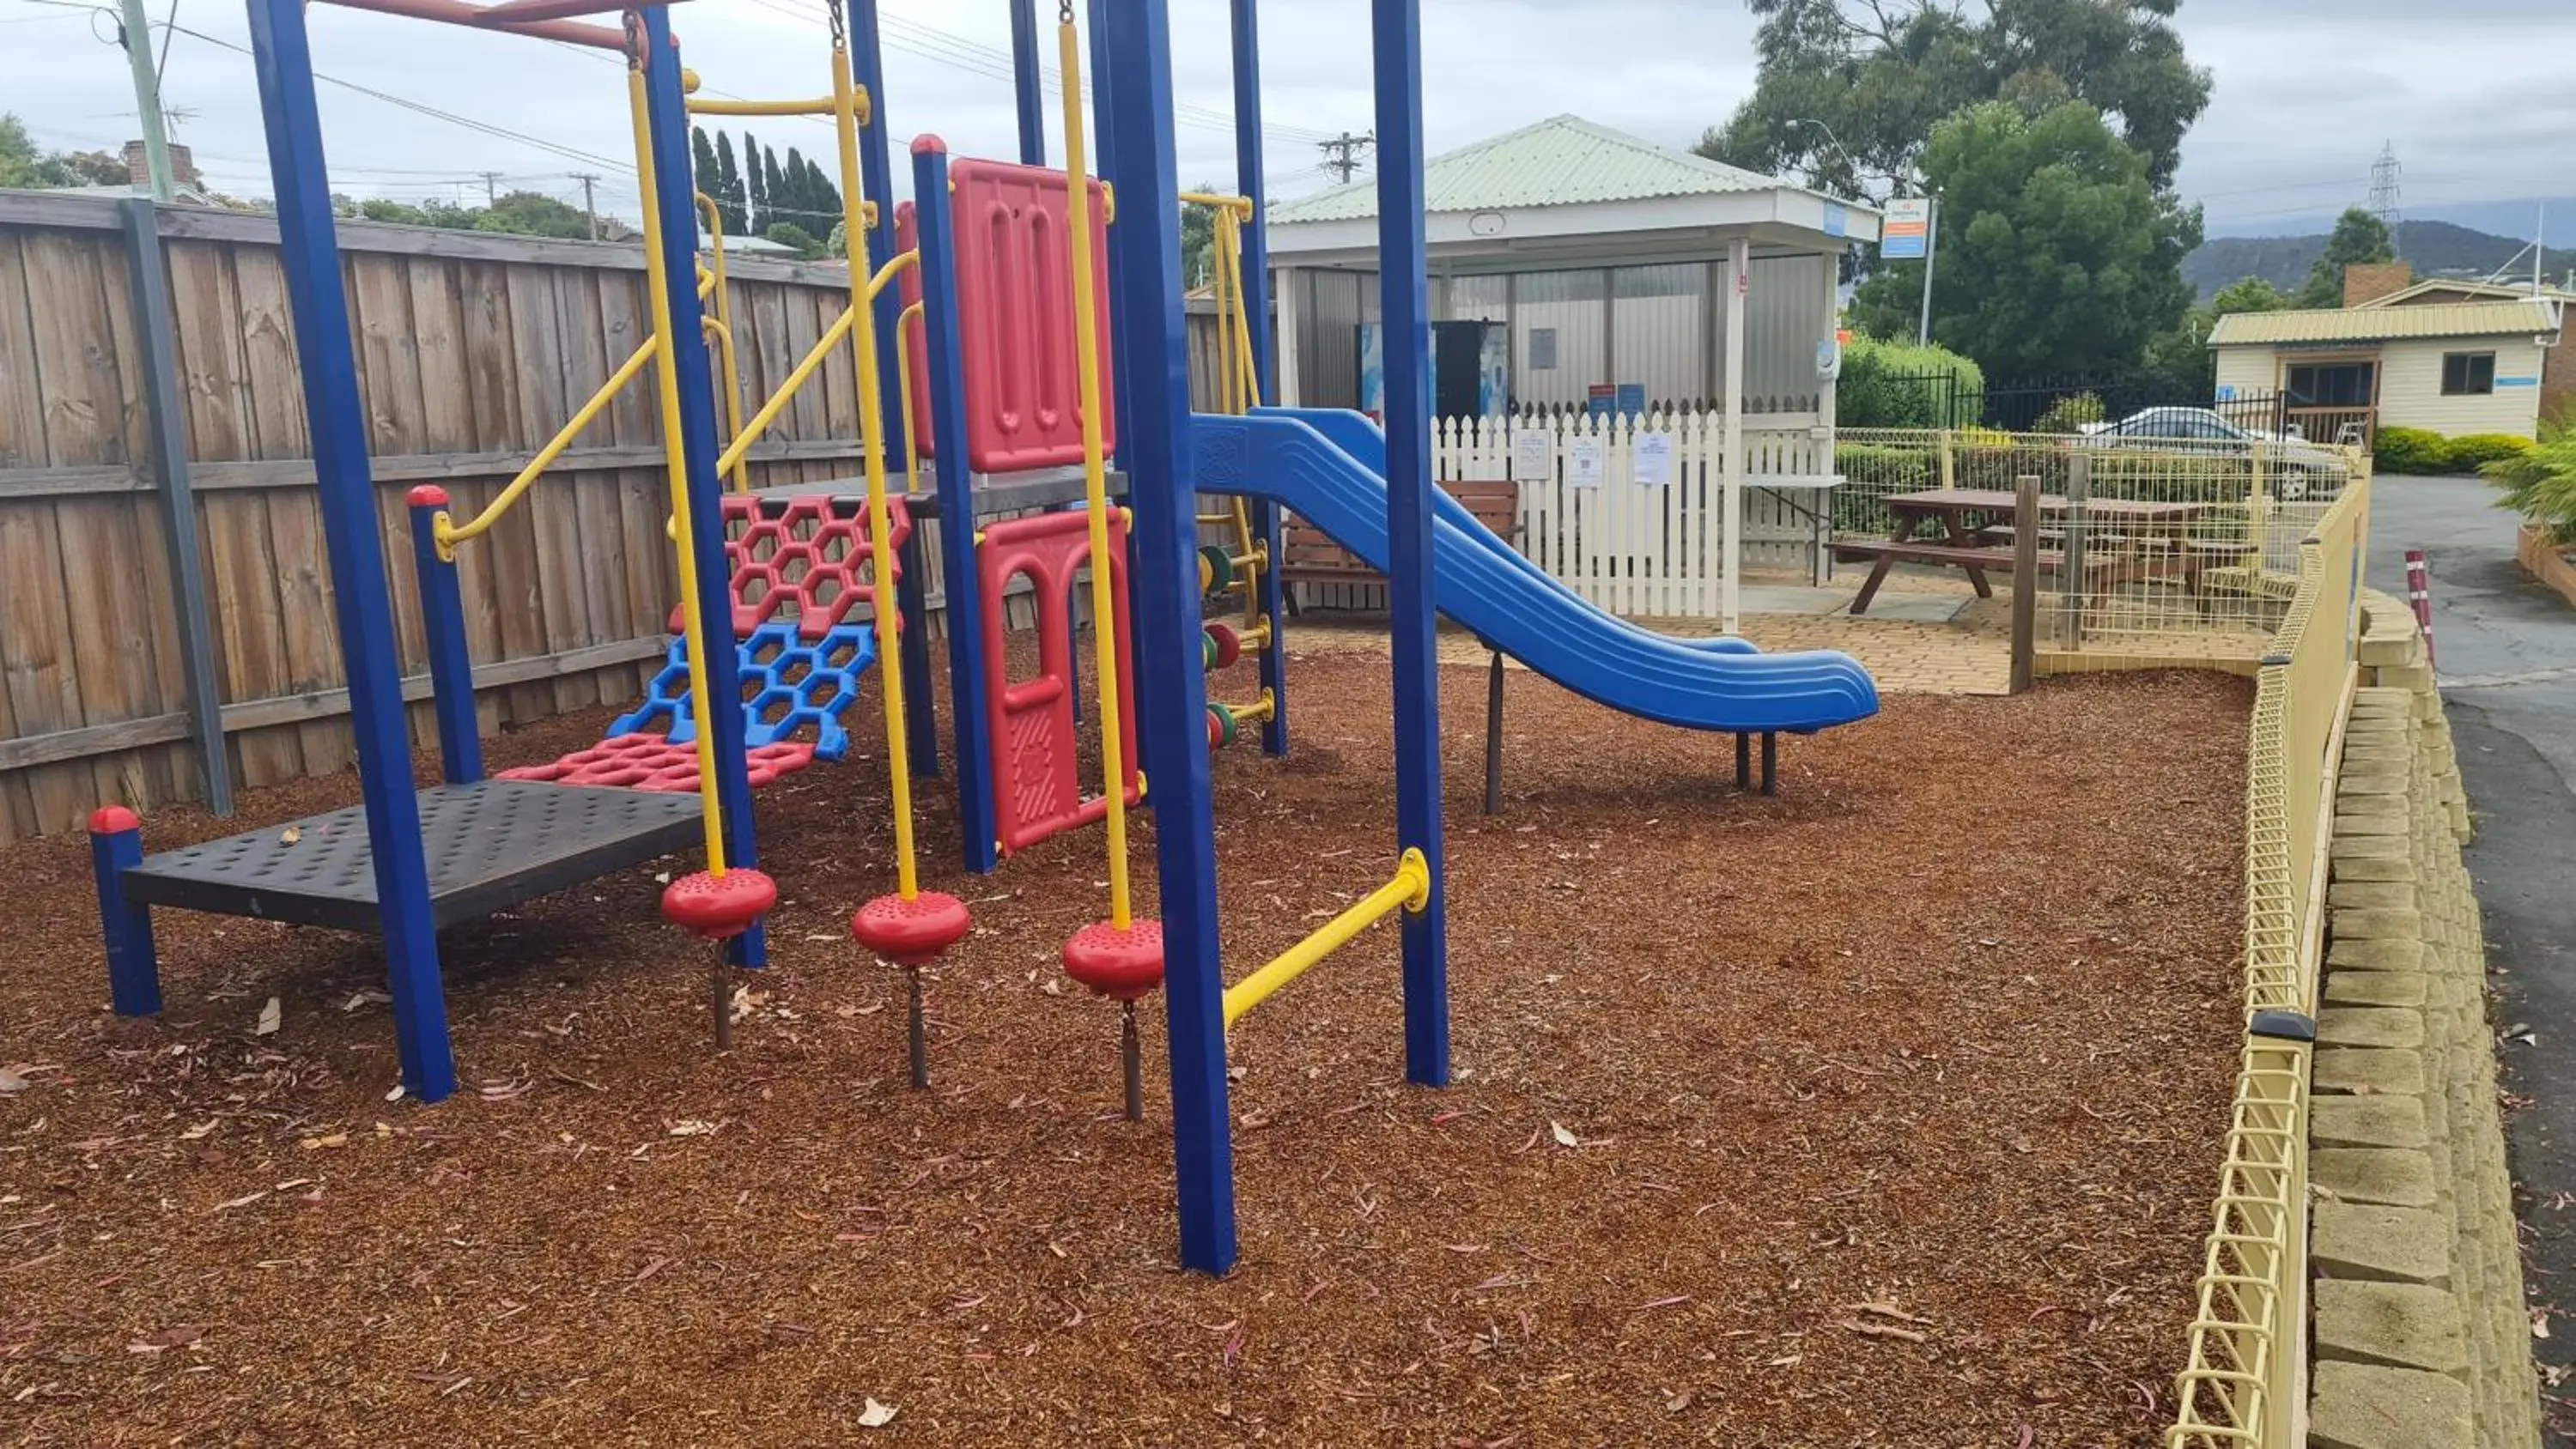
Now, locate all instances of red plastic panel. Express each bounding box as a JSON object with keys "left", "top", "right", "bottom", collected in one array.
[
  {"left": 976, "top": 509, "right": 1139, "bottom": 855},
  {"left": 894, "top": 160, "right": 1116, "bottom": 473},
  {"left": 498, "top": 734, "right": 817, "bottom": 793},
  {"left": 668, "top": 494, "right": 913, "bottom": 642}
]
